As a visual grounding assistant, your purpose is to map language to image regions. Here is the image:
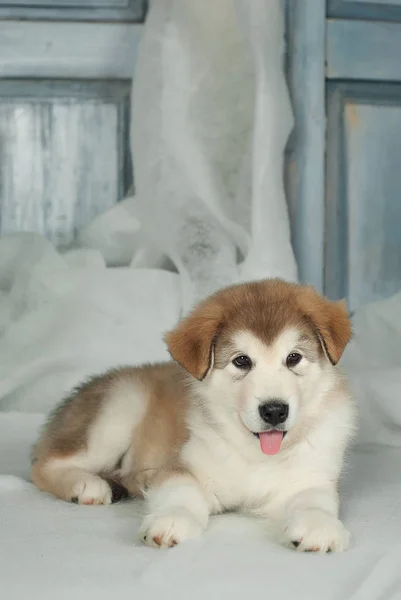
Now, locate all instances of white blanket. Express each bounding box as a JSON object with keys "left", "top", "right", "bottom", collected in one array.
[
  {"left": 1, "top": 414, "right": 401, "bottom": 600},
  {"left": 1, "top": 234, "right": 401, "bottom": 598}
]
